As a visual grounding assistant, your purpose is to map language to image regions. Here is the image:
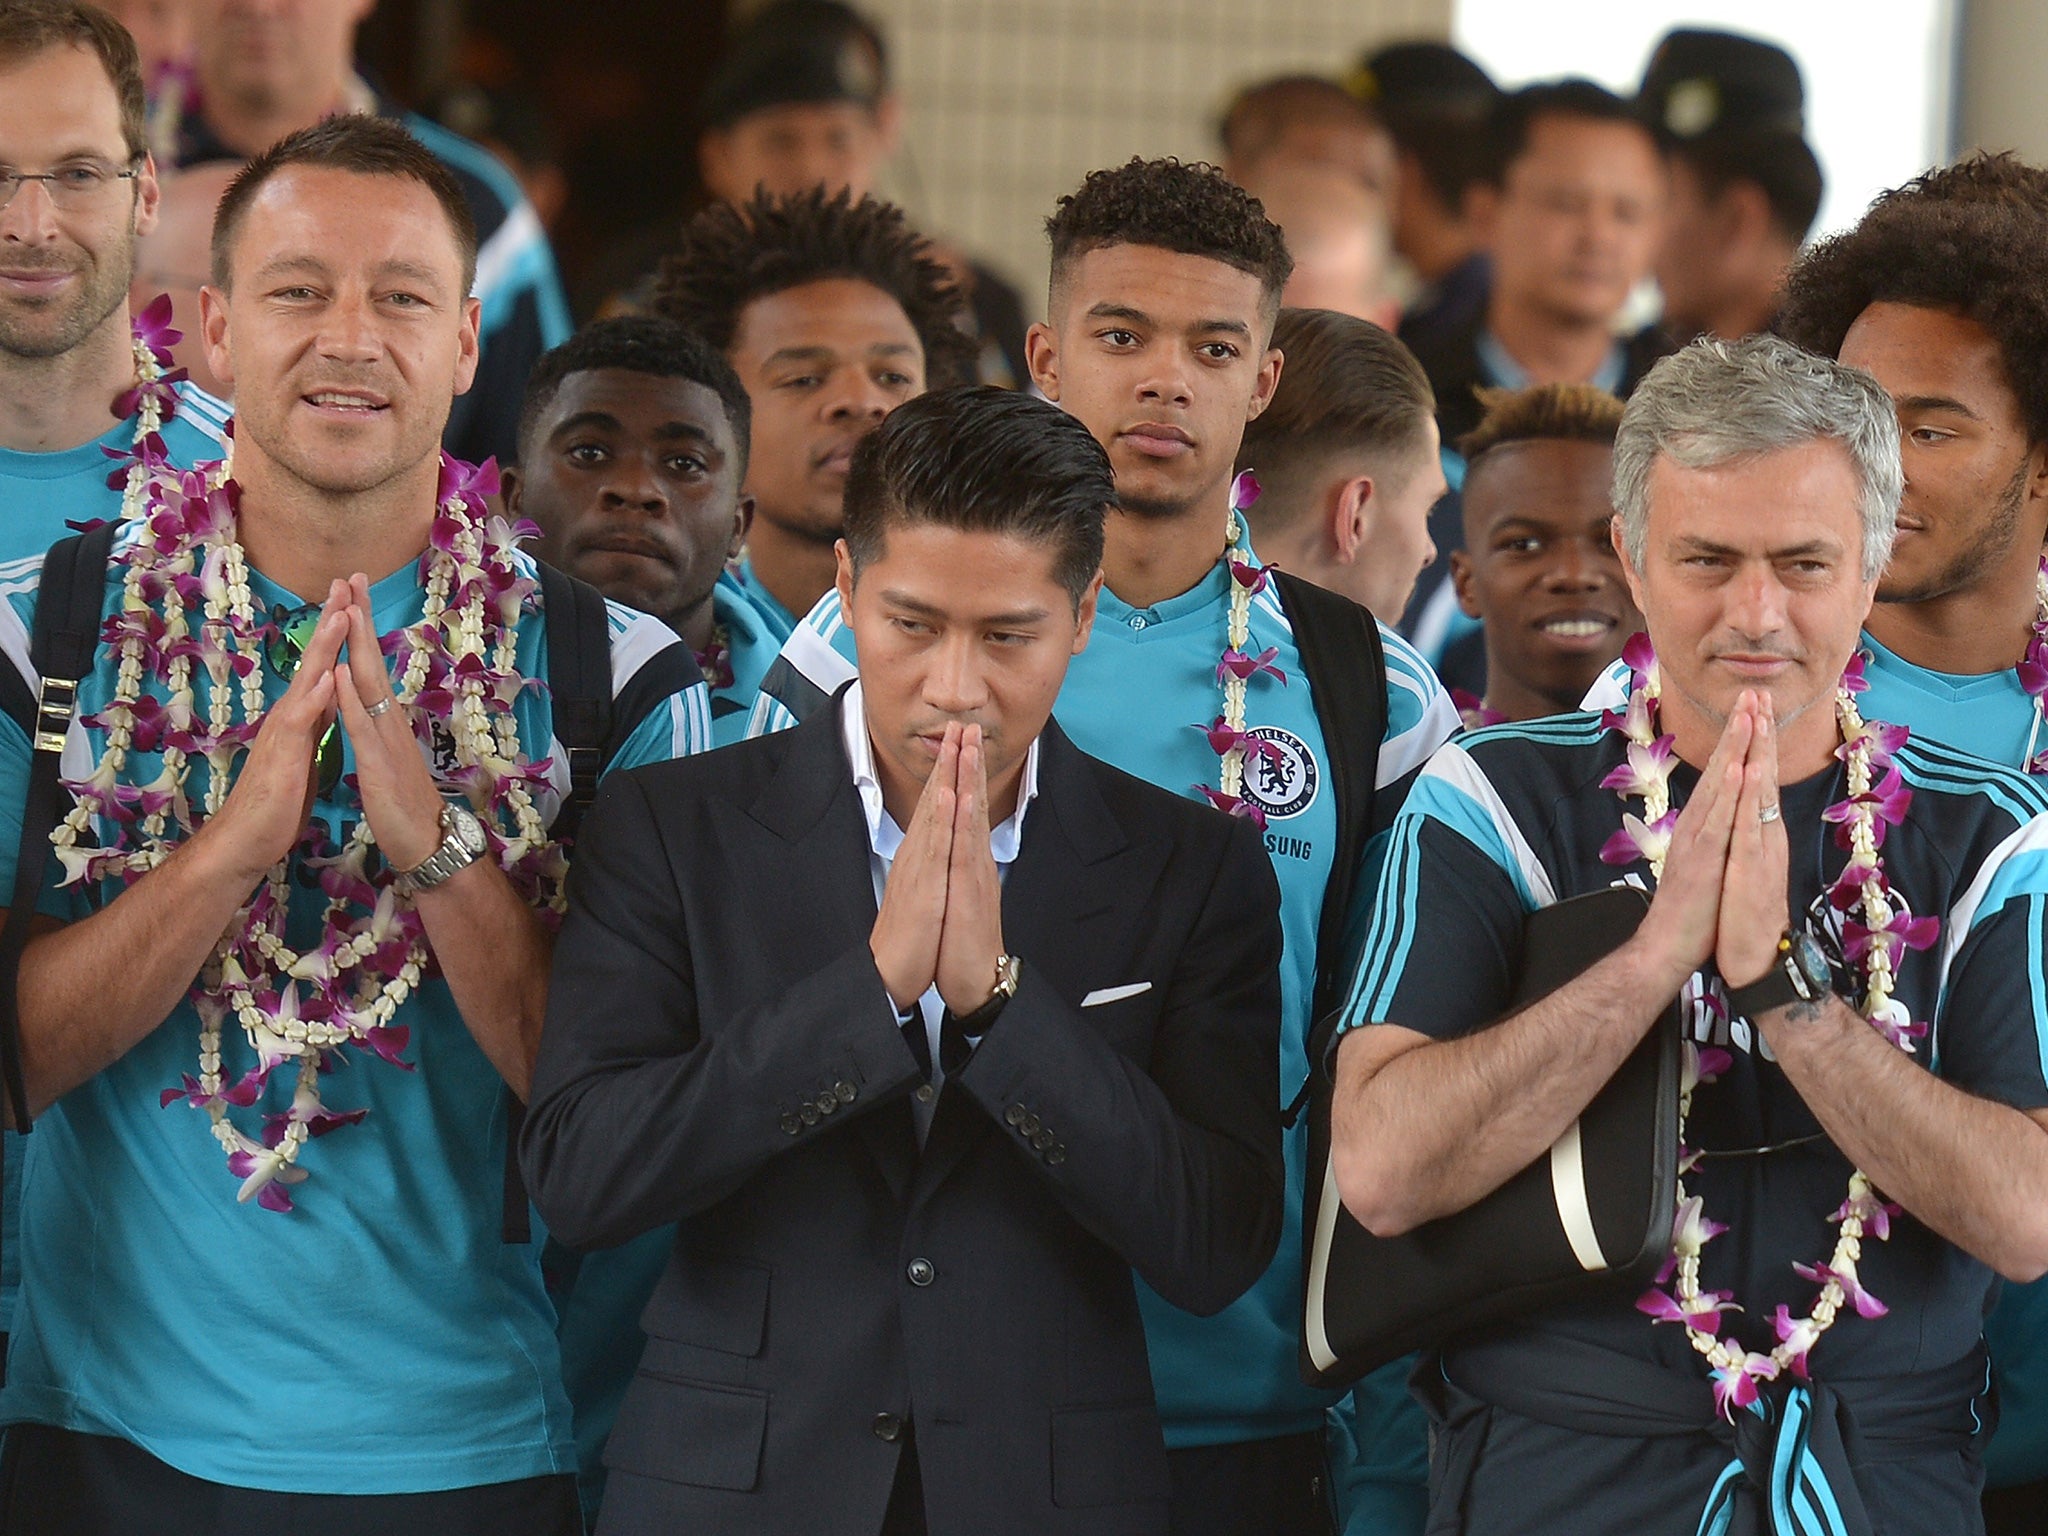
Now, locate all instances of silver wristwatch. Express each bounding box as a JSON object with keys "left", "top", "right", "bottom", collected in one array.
[{"left": 392, "top": 802, "right": 488, "bottom": 897}]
